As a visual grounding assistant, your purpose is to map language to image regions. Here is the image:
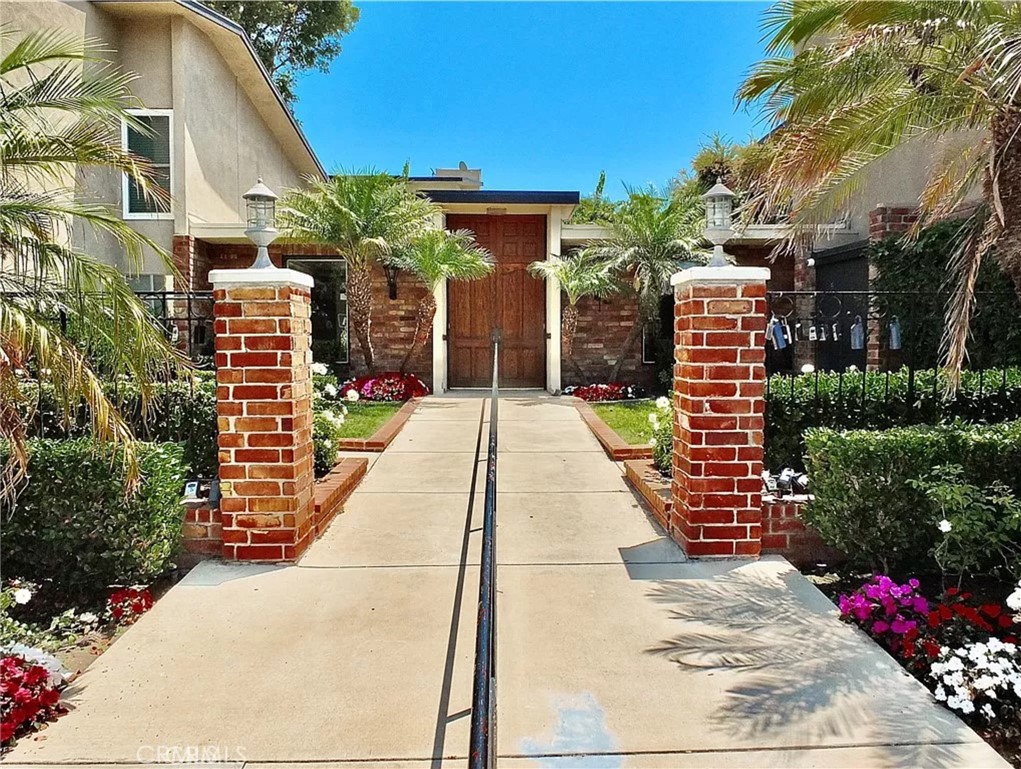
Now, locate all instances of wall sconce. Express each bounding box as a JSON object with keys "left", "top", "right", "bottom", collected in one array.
[{"left": 382, "top": 262, "right": 399, "bottom": 300}]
